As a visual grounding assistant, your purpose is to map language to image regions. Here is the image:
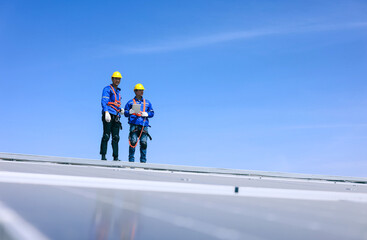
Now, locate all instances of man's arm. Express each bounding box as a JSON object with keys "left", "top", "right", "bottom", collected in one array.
[
  {"left": 124, "top": 101, "right": 131, "bottom": 117},
  {"left": 147, "top": 101, "right": 154, "bottom": 118},
  {"left": 101, "top": 87, "right": 110, "bottom": 112}
]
